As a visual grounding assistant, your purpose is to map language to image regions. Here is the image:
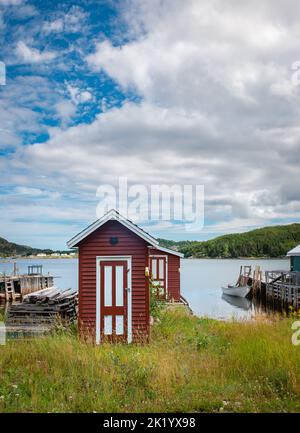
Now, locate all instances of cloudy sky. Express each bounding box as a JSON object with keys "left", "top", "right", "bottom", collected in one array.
[{"left": 0, "top": 0, "right": 300, "bottom": 249}]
